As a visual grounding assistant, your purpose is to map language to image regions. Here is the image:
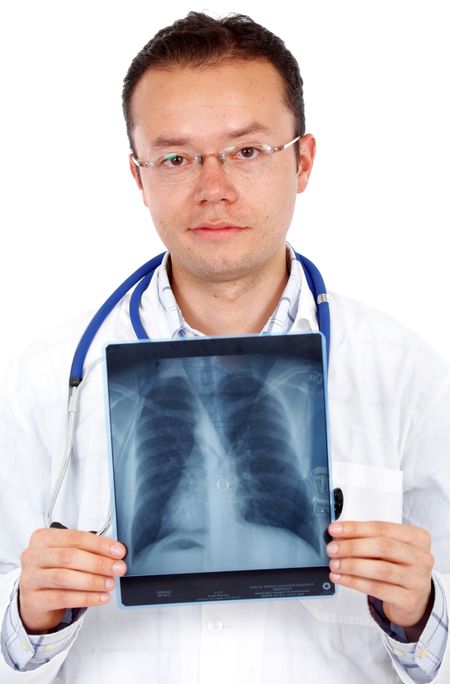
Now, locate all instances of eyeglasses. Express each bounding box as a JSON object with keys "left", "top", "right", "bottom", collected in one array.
[{"left": 131, "top": 135, "right": 301, "bottom": 185}]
